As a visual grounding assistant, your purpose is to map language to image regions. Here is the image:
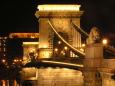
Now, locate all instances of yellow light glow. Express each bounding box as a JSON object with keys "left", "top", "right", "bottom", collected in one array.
[
  {"left": 80, "top": 48, "right": 84, "bottom": 52},
  {"left": 39, "top": 49, "right": 52, "bottom": 58},
  {"left": 54, "top": 48, "right": 58, "bottom": 52},
  {"left": 23, "top": 57, "right": 31, "bottom": 64},
  {"left": 23, "top": 42, "right": 39, "bottom": 45},
  {"left": 42, "top": 60, "right": 83, "bottom": 67},
  {"left": 23, "top": 57, "right": 28, "bottom": 60},
  {"left": 64, "top": 46, "right": 68, "bottom": 50},
  {"left": 38, "top": 5, "right": 81, "bottom": 11},
  {"left": 61, "top": 51, "right": 65, "bottom": 55},
  {"left": 14, "top": 59, "right": 19, "bottom": 62},
  {"left": 42, "top": 44, "right": 48, "bottom": 48},
  {"left": 2, "top": 59, "right": 6, "bottom": 63},
  {"left": 61, "top": 51, "right": 64, "bottom": 53},
  {"left": 9, "top": 33, "right": 39, "bottom": 38},
  {"left": 58, "top": 41, "right": 61, "bottom": 44},
  {"left": 44, "top": 52, "right": 50, "bottom": 58},
  {"left": 2, "top": 80, "right": 6, "bottom": 86},
  {"left": 82, "top": 44, "right": 86, "bottom": 47},
  {"left": 30, "top": 36, "right": 35, "bottom": 38},
  {"left": 14, "top": 59, "right": 17, "bottom": 62},
  {"left": 102, "top": 39, "right": 108, "bottom": 45},
  {"left": 30, "top": 48, "right": 36, "bottom": 53},
  {"left": 35, "top": 53, "right": 38, "bottom": 56}
]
